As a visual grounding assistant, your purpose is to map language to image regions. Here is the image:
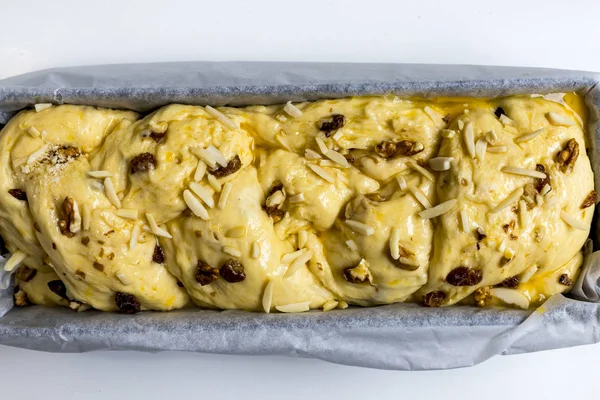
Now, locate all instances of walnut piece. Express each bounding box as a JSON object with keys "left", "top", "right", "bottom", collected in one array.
[
  {"left": 473, "top": 287, "right": 493, "bottom": 307},
  {"left": 319, "top": 114, "right": 346, "bottom": 137},
  {"left": 556, "top": 138, "right": 579, "bottom": 173},
  {"left": 263, "top": 183, "right": 286, "bottom": 222},
  {"left": 196, "top": 260, "right": 219, "bottom": 286},
  {"left": 209, "top": 155, "right": 242, "bottom": 178},
  {"left": 47, "top": 280, "right": 69, "bottom": 300},
  {"left": 375, "top": 140, "right": 424, "bottom": 158},
  {"left": 446, "top": 266, "right": 483, "bottom": 286},
  {"left": 152, "top": 244, "right": 165, "bottom": 264},
  {"left": 581, "top": 190, "right": 597, "bottom": 209},
  {"left": 343, "top": 259, "right": 373, "bottom": 284},
  {"left": 534, "top": 164, "right": 550, "bottom": 192},
  {"left": 219, "top": 259, "right": 246, "bottom": 283},
  {"left": 13, "top": 288, "right": 29, "bottom": 307},
  {"left": 423, "top": 291, "right": 446, "bottom": 307}
]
